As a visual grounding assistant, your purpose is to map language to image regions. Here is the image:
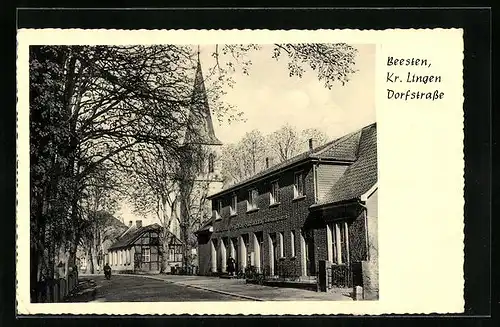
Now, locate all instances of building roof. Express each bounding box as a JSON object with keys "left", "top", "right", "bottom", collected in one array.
[
  {"left": 184, "top": 59, "right": 223, "bottom": 146},
  {"left": 197, "top": 123, "right": 377, "bottom": 234},
  {"left": 207, "top": 124, "right": 369, "bottom": 199},
  {"left": 108, "top": 223, "right": 183, "bottom": 251},
  {"left": 194, "top": 219, "right": 213, "bottom": 235},
  {"left": 312, "top": 123, "right": 377, "bottom": 207}
]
